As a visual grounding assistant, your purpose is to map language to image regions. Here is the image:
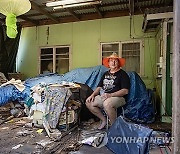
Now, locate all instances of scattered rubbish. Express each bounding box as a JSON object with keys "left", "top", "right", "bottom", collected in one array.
[
  {"left": 92, "top": 132, "right": 108, "bottom": 148},
  {"left": 81, "top": 119, "right": 100, "bottom": 130},
  {"left": 0, "top": 115, "right": 14, "bottom": 125},
  {"left": 30, "top": 103, "right": 45, "bottom": 125},
  {"left": 6, "top": 119, "right": 14, "bottom": 123},
  {"left": 80, "top": 129, "right": 107, "bottom": 148},
  {"left": 11, "top": 126, "right": 20, "bottom": 130},
  {"left": 24, "top": 122, "right": 43, "bottom": 129},
  {"left": 12, "top": 144, "right": 23, "bottom": 150},
  {"left": 15, "top": 119, "right": 28, "bottom": 126},
  {"left": 16, "top": 130, "right": 33, "bottom": 136},
  {"left": 36, "top": 129, "right": 44, "bottom": 134},
  {"left": 50, "top": 129, "right": 62, "bottom": 141},
  {"left": 0, "top": 126, "right": 9, "bottom": 130},
  {"left": 81, "top": 136, "right": 97, "bottom": 145},
  {"left": 36, "top": 139, "right": 53, "bottom": 147},
  {"left": 10, "top": 108, "right": 24, "bottom": 118},
  {"left": 64, "top": 142, "right": 82, "bottom": 152},
  {"left": 149, "top": 131, "right": 172, "bottom": 149},
  {"left": 43, "top": 119, "right": 51, "bottom": 137}
]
